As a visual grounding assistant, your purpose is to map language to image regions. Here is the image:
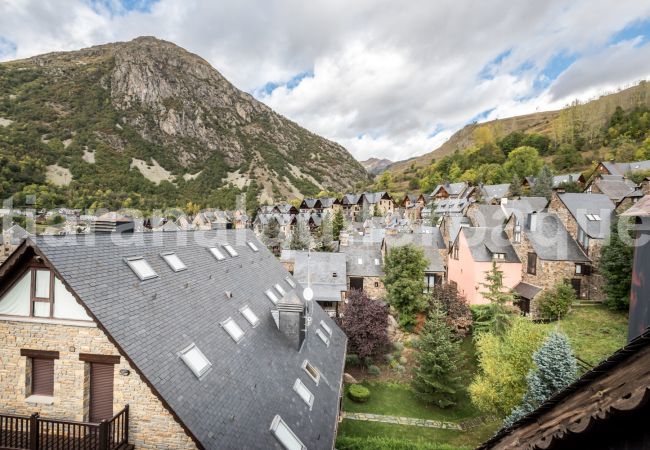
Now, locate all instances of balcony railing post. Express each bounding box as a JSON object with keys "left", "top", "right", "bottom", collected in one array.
[
  {"left": 124, "top": 405, "right": 129, "bottom": 444},
  {"left": 29, "top": 413, "right": 39, "bottom": 450},
  {"left": 98, "top": 420, "right": 109, "bottom": 450}
]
